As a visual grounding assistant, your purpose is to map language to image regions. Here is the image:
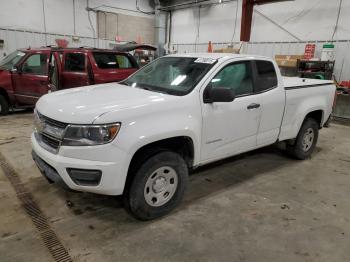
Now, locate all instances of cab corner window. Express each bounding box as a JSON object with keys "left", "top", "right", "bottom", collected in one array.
[
  {"left": 255, "top": 60, "right": 277, "bottom": 92},
  {"left": 210, "top": 61, "right": 253, "bottom": 97},
  {"left": 22, "top": 54, "right": 48, "bottom": 75},
  {"left": 64, "top": 53, "right": 85, "bottom": 72}
]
